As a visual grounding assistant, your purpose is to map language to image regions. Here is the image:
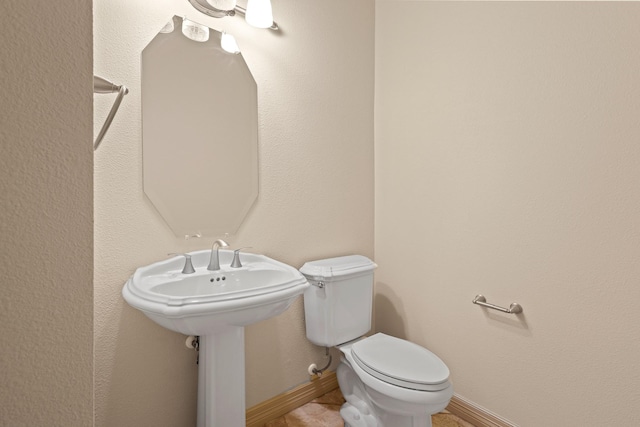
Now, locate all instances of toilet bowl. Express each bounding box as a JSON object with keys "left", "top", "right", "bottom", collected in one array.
[
  {"left": 300, "top": 255, "right": 453, "bottom": 427},
  {"left": 337, "top": 334, "right": 453, "bottom": 427}
]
